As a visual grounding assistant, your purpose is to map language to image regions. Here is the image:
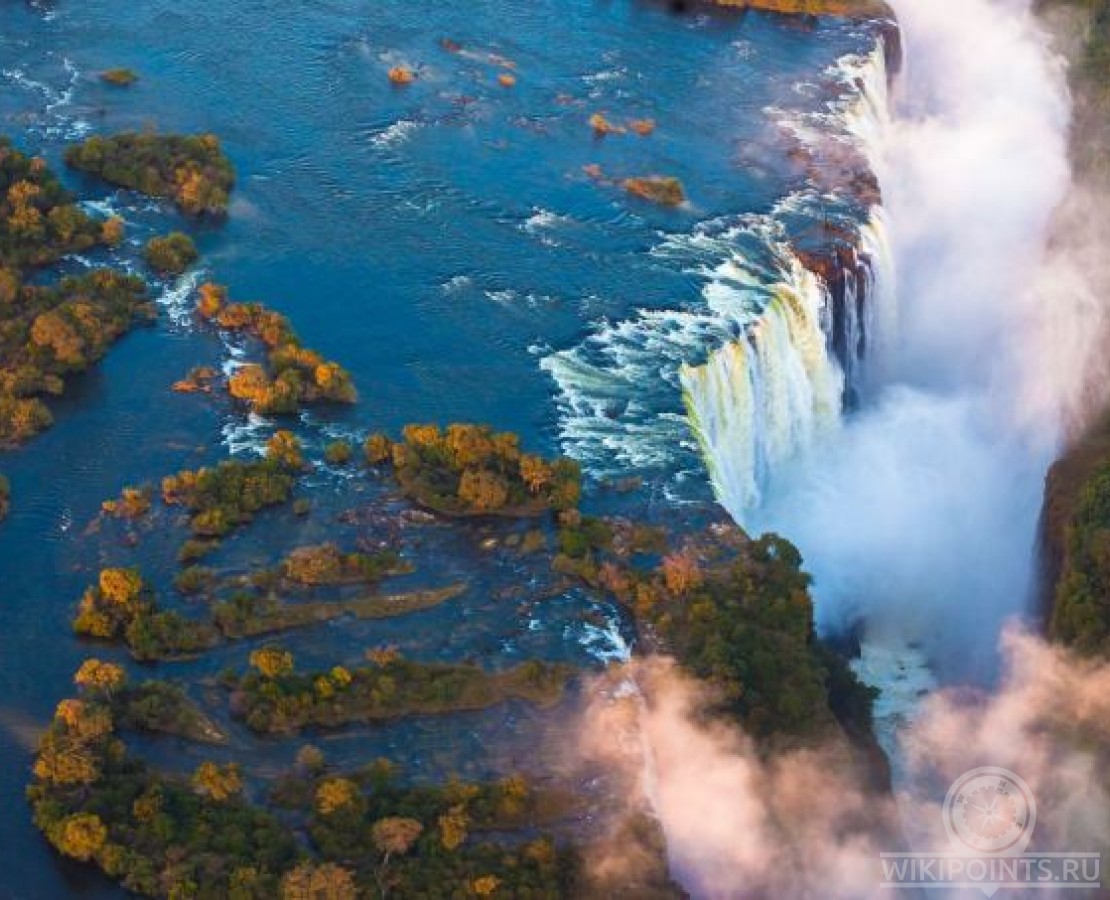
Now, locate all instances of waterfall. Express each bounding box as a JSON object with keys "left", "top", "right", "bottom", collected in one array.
[
  {"left": 680, "top": 259, "right": 844, "bottom": 519},
  {"left": 680, "top": 37, "right": 896, "bottom": 523},
  {"left": 858, "top": 207, "right": 897, "bottom": 386}
]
